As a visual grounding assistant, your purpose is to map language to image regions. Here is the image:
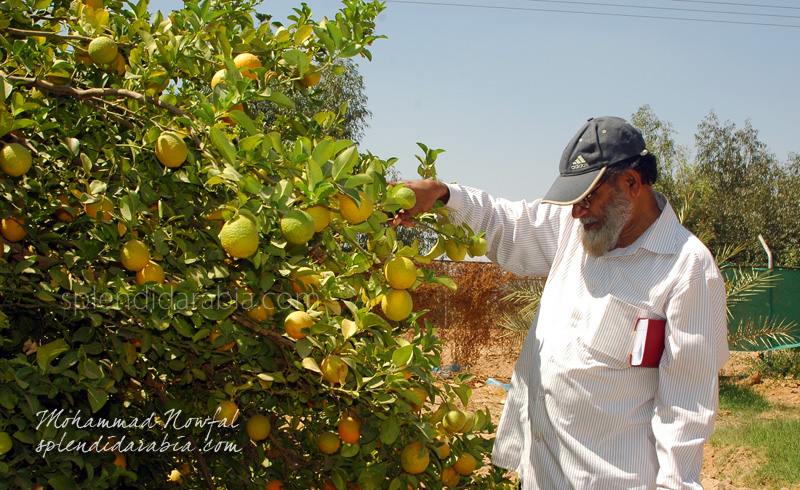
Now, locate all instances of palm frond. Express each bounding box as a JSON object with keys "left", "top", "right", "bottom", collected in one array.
[
  {"left": 725, "top": 267, "right": 782, "bottom": 316},
  {"left": 728, "top": 316, "right": 800, "bottom": 351},
  {"left": 715, "top": 243, "right": 749, "bottom": 268}
]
